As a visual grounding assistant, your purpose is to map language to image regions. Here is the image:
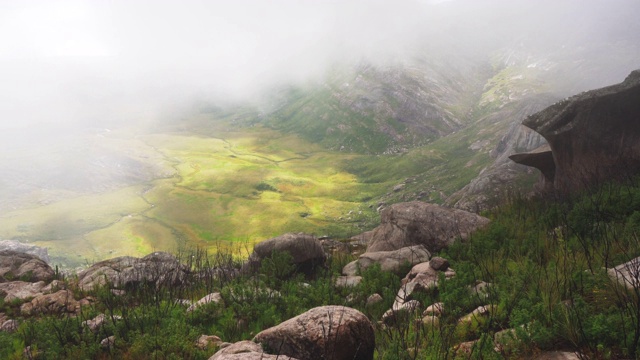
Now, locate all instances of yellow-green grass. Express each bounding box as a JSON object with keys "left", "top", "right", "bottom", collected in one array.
[
  {"left": 0, "top": 185, "right": 152, "bottom": 265},
  {"left": 0, "top": 124, "right": 384, "bottom": 265}
]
